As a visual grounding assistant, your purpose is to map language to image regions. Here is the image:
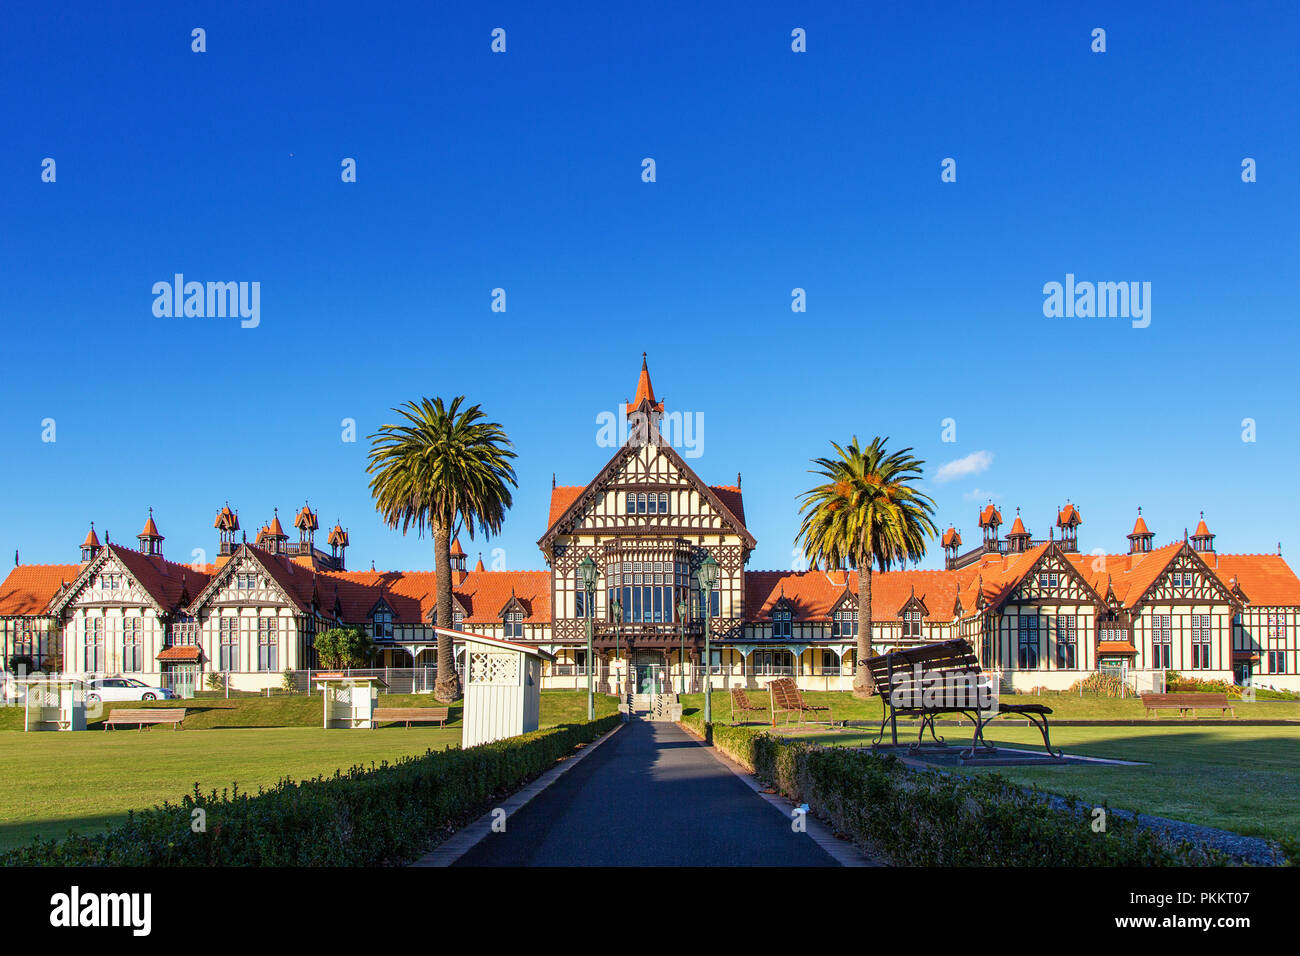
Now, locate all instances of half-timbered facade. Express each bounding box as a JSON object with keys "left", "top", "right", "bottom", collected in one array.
[{"left": 2, "top": 360, "right": 1298, "bottom": 693}]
